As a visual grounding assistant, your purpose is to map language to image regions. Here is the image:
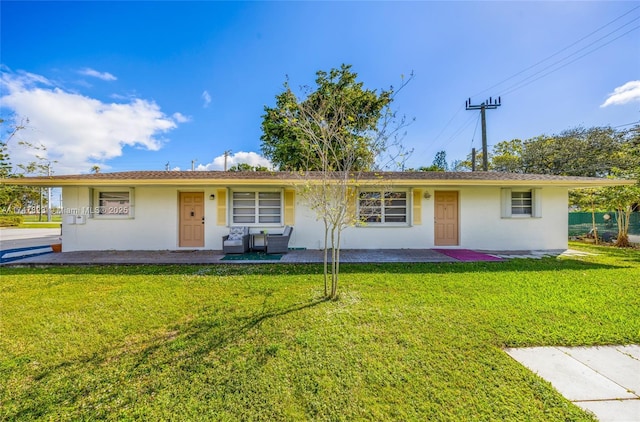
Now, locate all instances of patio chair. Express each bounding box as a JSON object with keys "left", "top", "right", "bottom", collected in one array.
[
  {"left": 266, "top": 226, "right": 293, "bottom": 254},
  {"left": 222, "top": 226, "right": 250, "bottom": 254}
]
